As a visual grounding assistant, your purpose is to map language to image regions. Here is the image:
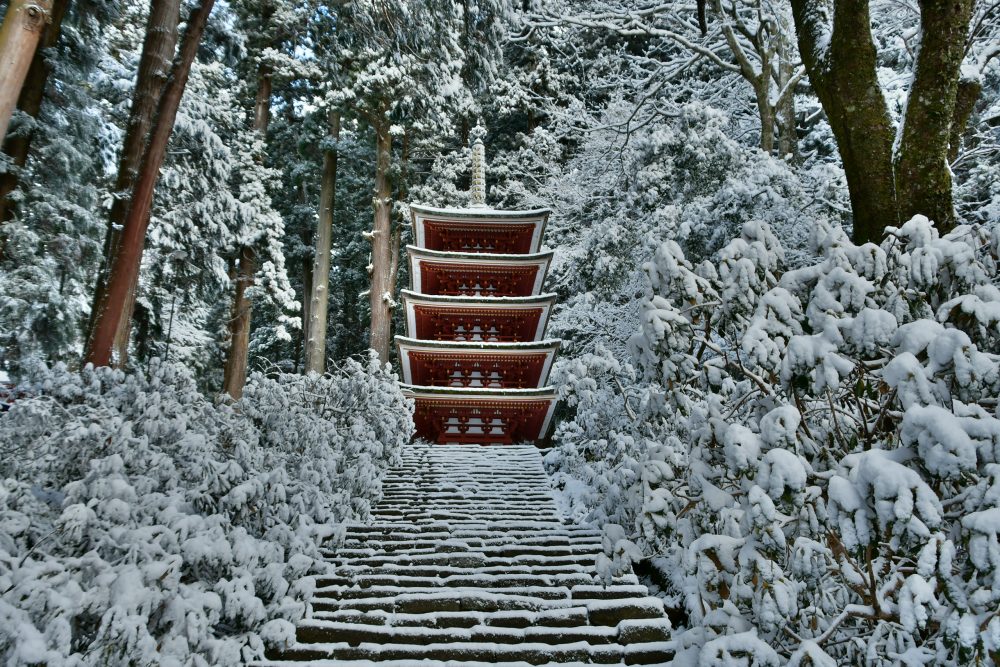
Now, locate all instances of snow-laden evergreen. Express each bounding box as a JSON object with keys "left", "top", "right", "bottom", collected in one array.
[
  {"left": 547, "top": 216, "right": 1000, "bottom": 664},
  {"left": 0, "top": 355, "right": 412, "bottom": 665}
]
